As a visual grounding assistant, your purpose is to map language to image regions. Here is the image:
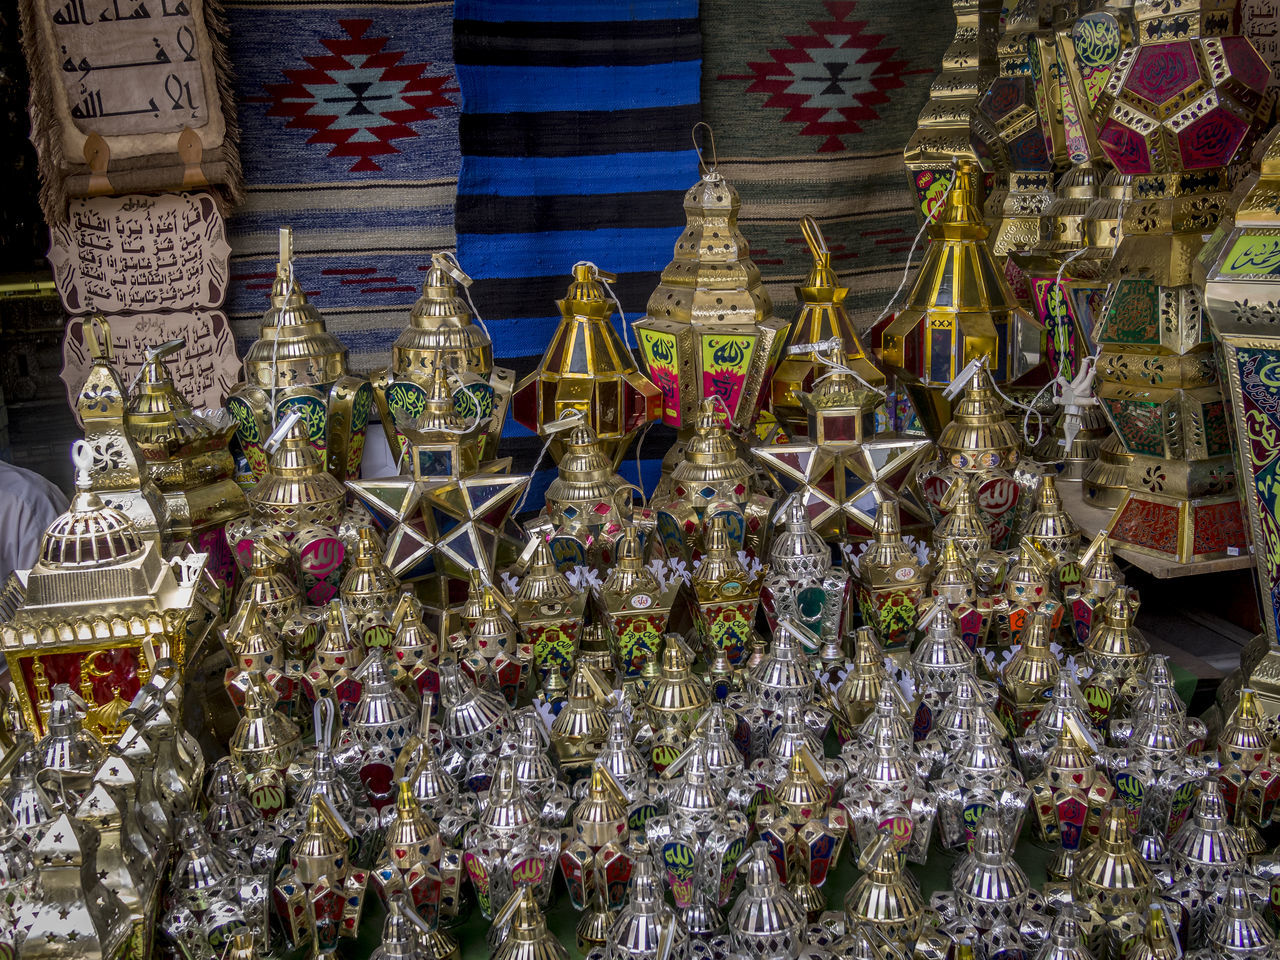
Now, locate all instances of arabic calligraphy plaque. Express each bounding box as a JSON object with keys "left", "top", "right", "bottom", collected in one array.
[
  {"left": 48, "top": 192, "right": 232, "bottom": 312},
  {"left": 60, "top": 309, "right": 239, "bottom": 419}
]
